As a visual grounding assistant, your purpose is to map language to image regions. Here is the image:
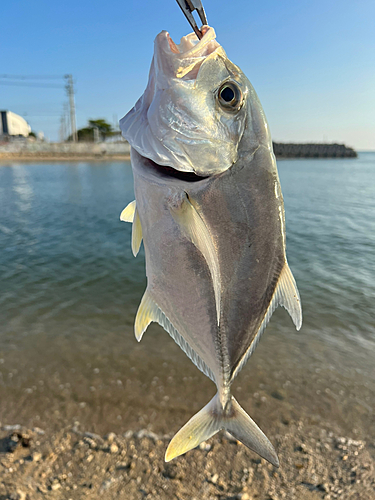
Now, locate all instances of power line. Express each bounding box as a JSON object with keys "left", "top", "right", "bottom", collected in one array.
[
  {"left": 1, "top": 73, "right": 77, "bottom": 142},
  {"left": 23, "top": 113, "right": 62, "bottom": 117},
  {"left": 0, "top": 74, "right": 64, "bottom": 80},
  {"left": 0, "top": 81, "right": 64, "bottom": 89}
]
